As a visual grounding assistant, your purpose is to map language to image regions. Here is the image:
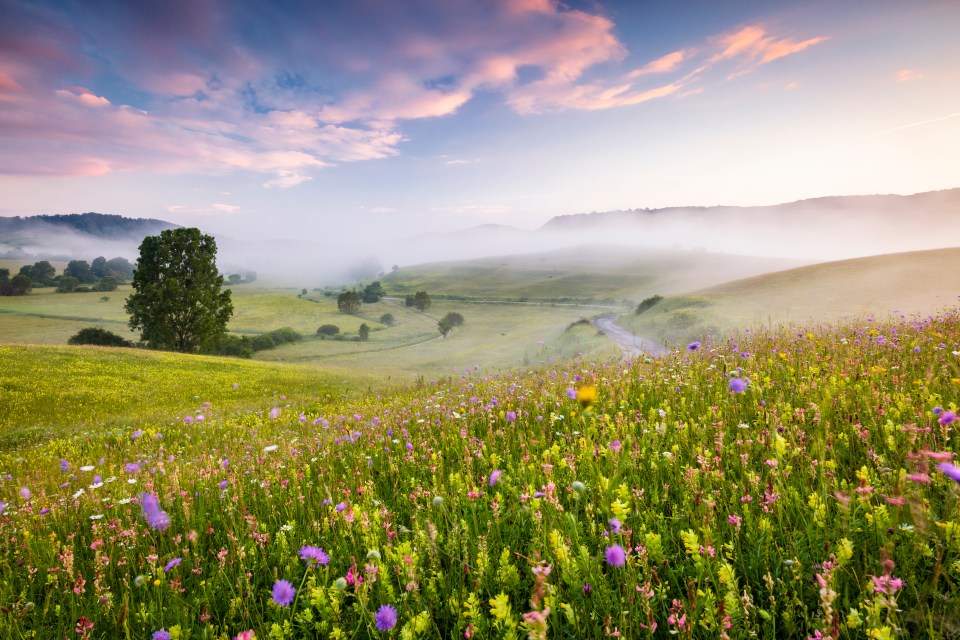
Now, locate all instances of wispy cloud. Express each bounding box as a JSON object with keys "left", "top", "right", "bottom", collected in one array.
[
  {"left": 628, "top": 50, "right": 689, "bottom": 78},
  {"left": 864, "top": 111, "right": 960, "bottom": 138},
  {"left": 896, "top": 68, "right": 922, "bottom": 82},
  {"left": 711, "top": 25, "right": 827, "bottom": 78}
]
